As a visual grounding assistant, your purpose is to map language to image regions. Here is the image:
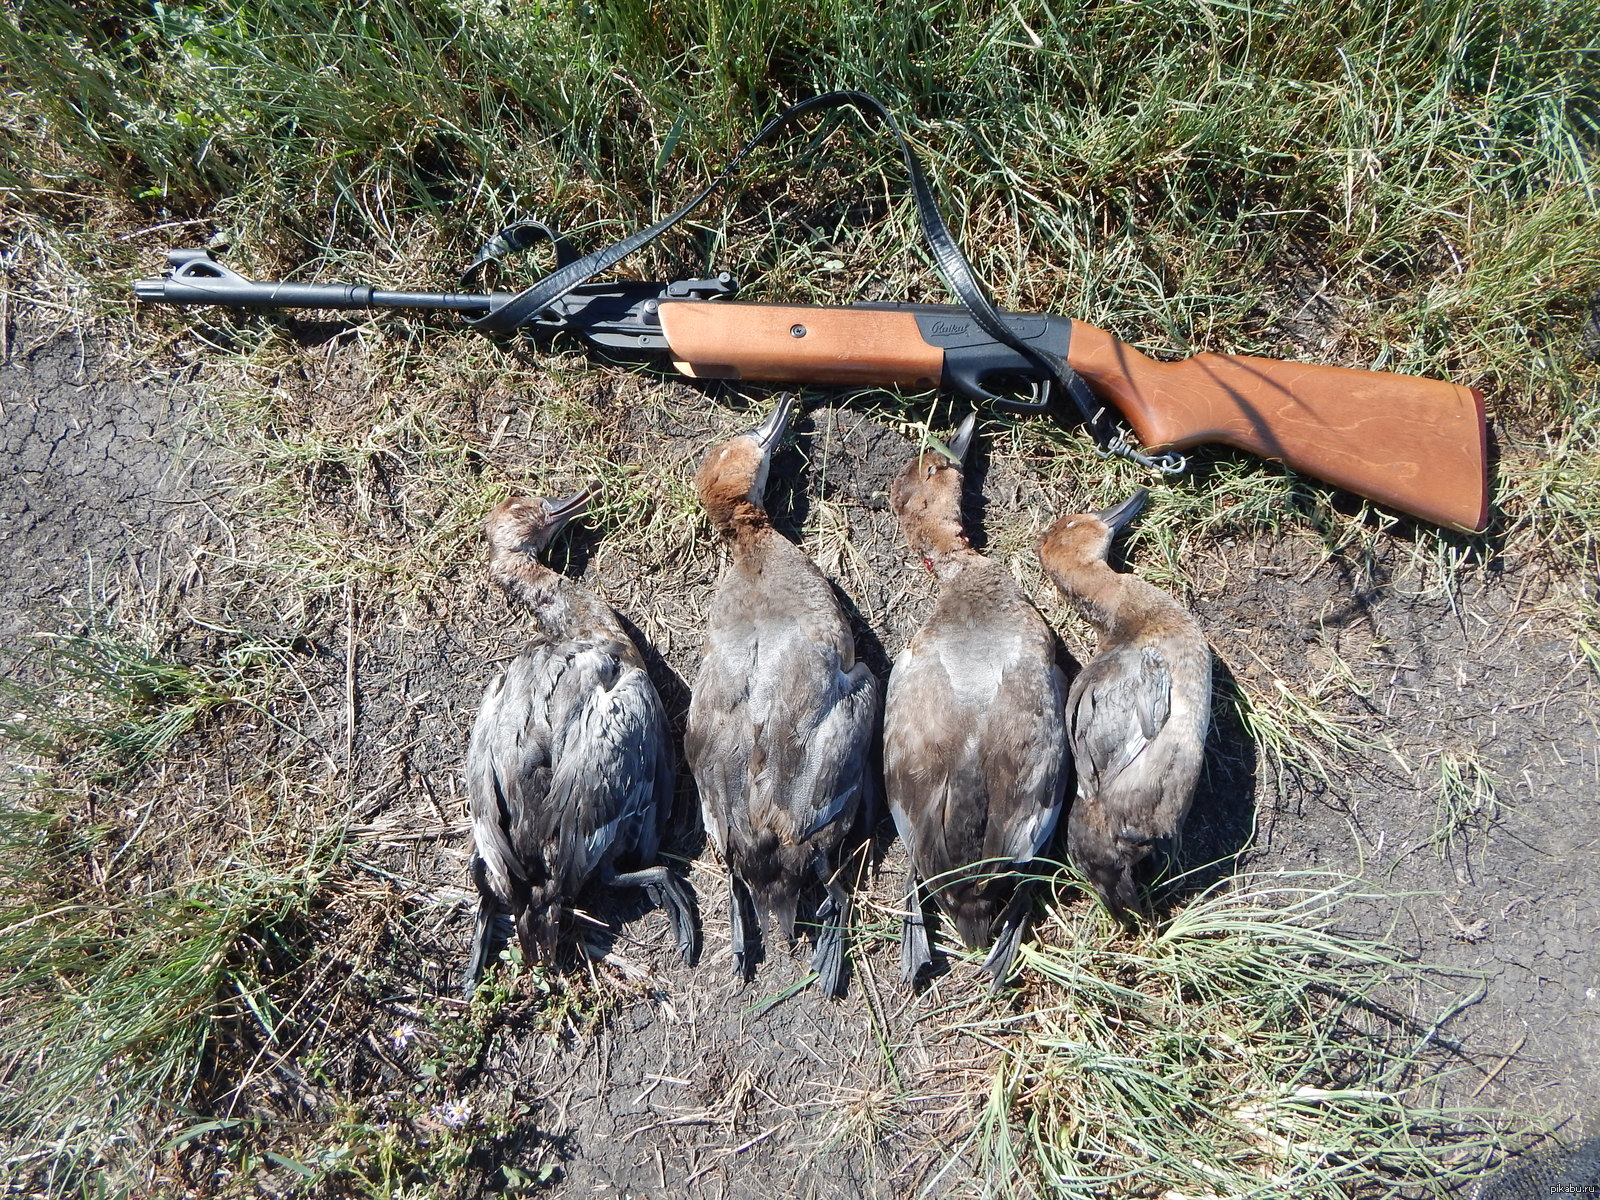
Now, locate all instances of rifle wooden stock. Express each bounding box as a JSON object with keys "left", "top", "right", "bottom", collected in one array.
[
  {"left": 1064, "top": 322, "right": 1487, "bottom": 533},
  {"left": 658, "top": 301, "right": 1489, "bottom": 532}
]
